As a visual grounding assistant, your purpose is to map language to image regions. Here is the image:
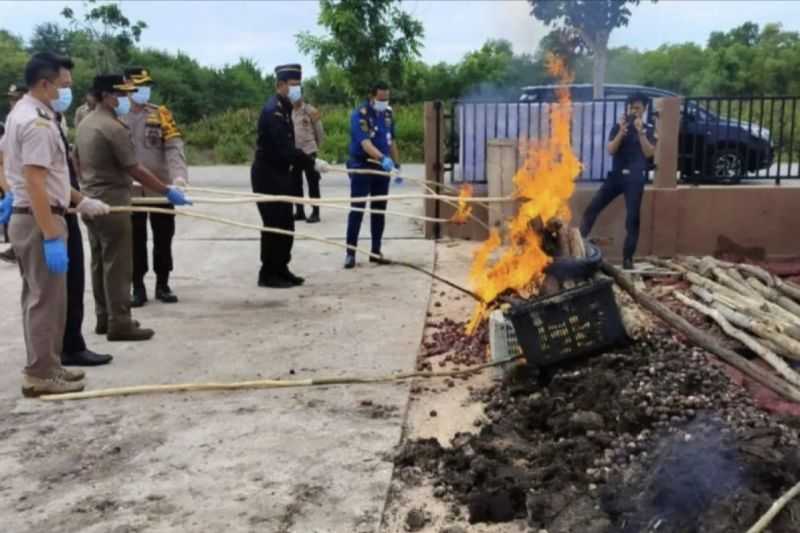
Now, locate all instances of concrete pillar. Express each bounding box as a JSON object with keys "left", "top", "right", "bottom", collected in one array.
[
  {"left": 653, "top": 97, "right": 680, "bottom": 189},
  {"left": 486, "top": 139, "right": 518, "bottom": 230},
  {"left": 650, "top": 96, "right": 681, "bottom": 257}
]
